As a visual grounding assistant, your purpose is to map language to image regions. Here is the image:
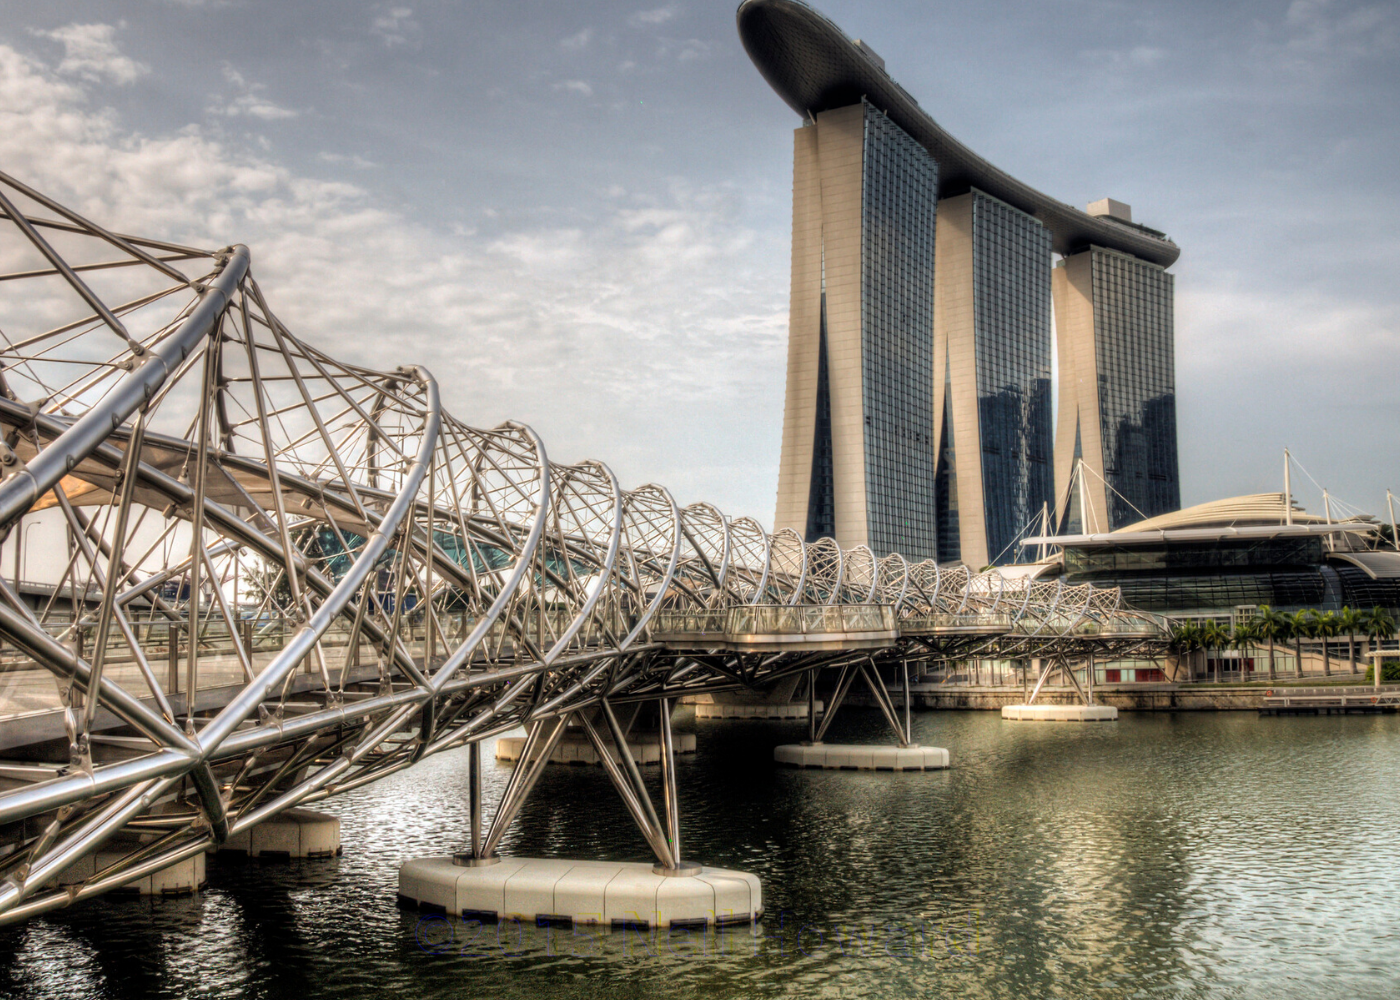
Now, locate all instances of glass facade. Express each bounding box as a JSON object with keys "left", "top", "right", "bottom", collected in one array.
[
  {"left": 970, "top": 191, "right": 1054, "bottom": 563},
  {"left": 1064, "top": 537, "right": 1324, "bottom": 577},
  {"left": 1060, "top": 536, "right": 1400, "bottom": 614},
  {"left": 858, "top": 100, "right": 938, "bottom": 560},
  {"left": 934, "top": 363, "right": 960, "bottom": 562},
  {"left": 1089, "top": 248, "right": 1180, "bottom": 527}
]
